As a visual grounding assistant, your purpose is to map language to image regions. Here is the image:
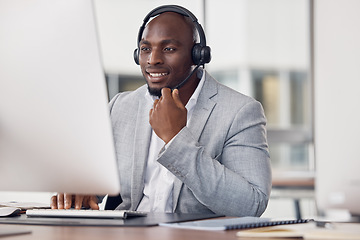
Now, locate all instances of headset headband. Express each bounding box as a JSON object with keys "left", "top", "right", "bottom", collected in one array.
[
  {"left": 137, "top": 5, "right": 207, "bottom": 47},
  {"left": 134, "top": 5, "right": 211, "bottom": 66}
]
